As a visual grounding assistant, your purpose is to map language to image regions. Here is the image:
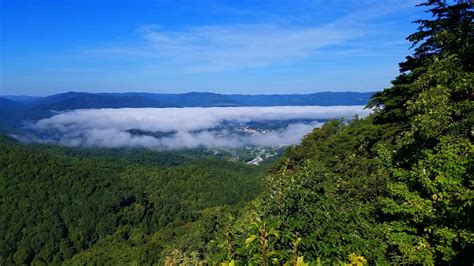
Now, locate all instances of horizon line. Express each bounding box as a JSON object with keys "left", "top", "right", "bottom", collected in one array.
[{"left": 1, "top": 90, "right": 378, "bottom": 98}]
